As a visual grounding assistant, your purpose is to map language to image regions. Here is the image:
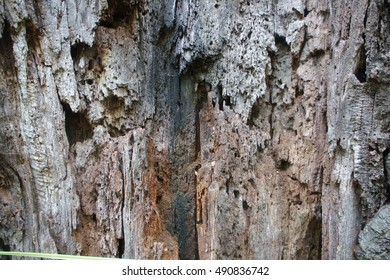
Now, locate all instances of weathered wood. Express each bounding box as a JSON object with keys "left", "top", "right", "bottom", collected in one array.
[{"left": 0, "top": 0, "right": 389, "bottom": 259}]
